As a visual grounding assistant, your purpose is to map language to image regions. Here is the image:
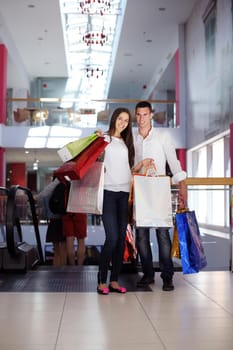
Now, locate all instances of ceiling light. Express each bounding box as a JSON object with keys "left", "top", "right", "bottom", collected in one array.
[
  {"left": 80, "top": 0, "right": 111, "bottom": 16},
  {"left": 33, "top": 162, "right": 38, "bottom": 170},
  {"left": 83, "top": 28, "right": 108, "bottom": 46},
  {"left": 33, "top": 158, "right": 39, "bottom": 170},
  {"left": 86, "top": 67, "right": 104, "bottom": 78},
  {"left": 60, "top": 0, "right": 124, "bottom": 113}
]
